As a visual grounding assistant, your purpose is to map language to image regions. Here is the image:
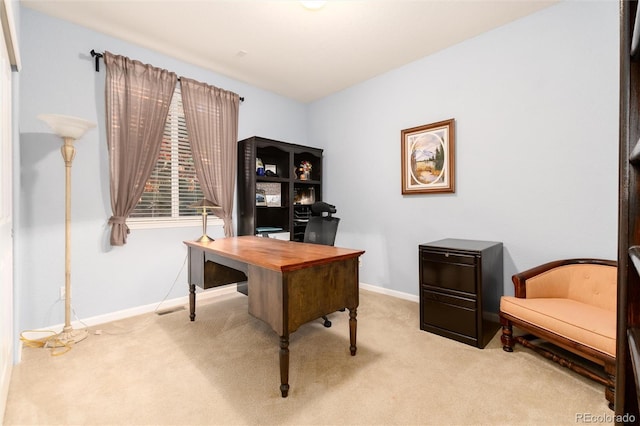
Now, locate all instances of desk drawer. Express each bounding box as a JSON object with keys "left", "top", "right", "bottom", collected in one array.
[{"left": 421, "top": 289, "right": 477, "bottom": 338}]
